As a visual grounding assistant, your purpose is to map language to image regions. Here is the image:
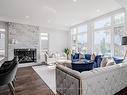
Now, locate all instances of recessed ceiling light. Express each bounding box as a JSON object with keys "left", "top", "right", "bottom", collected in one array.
[
  {"left": 96, "top": 9, "right": 101, "bottom": 12},
  {"left": 48, "top": 20, "right": 51, "bottom": 23},
  {"left": 73, "top": 0, "right": 77, "bottom": 2},
  {"left": 25, "top": 16, "right": 29, "bottom": 18}
]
